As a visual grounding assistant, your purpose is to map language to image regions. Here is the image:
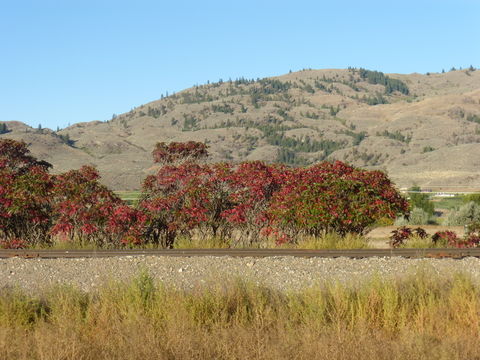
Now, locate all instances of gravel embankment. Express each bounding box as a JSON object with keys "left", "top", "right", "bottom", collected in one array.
[{"left": 2, "top": 256, "right": 480, "bottom": 293}]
